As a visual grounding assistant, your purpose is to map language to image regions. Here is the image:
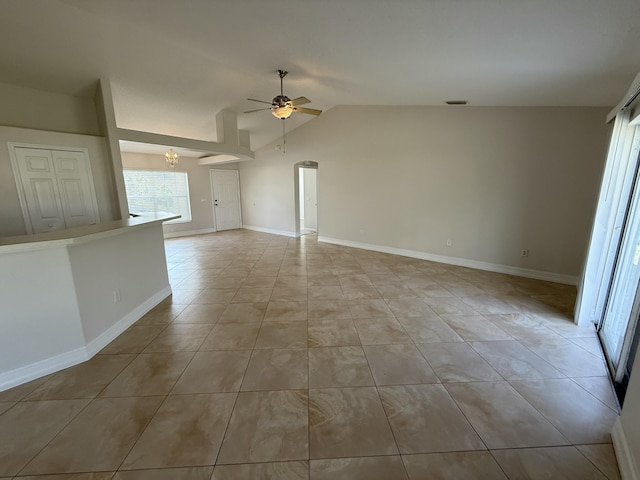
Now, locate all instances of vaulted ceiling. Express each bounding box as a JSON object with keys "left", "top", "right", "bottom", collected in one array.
[{"left": 2, "top": 0, "right": 639, "bottom": 149}]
